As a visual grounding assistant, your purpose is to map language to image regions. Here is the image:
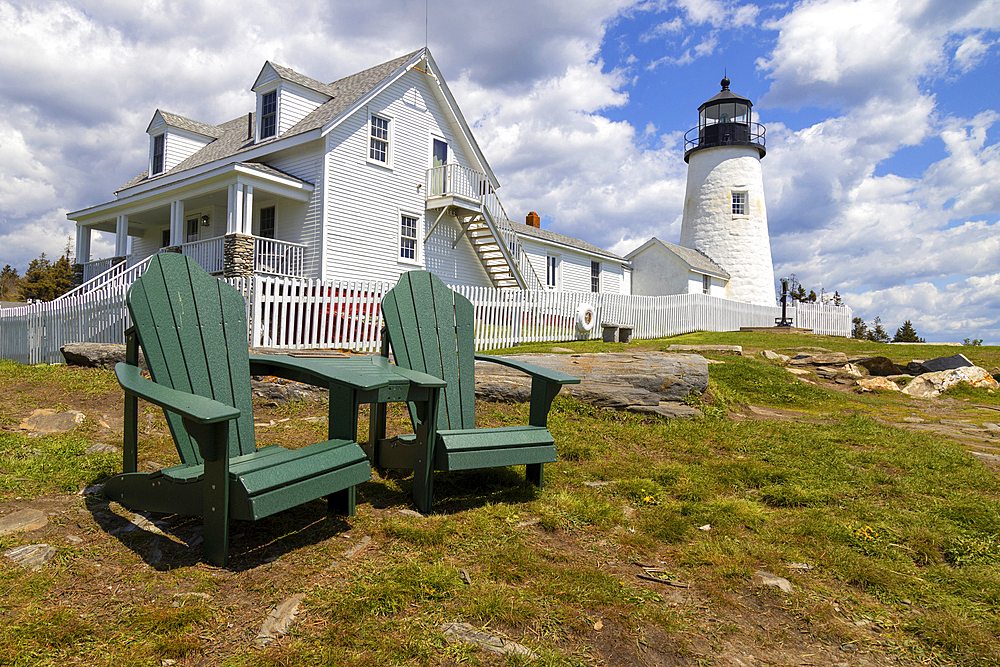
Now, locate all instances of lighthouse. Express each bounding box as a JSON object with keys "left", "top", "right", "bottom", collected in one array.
[{"left": 678, "top": 77, "right": 775, "bottom": 306}]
